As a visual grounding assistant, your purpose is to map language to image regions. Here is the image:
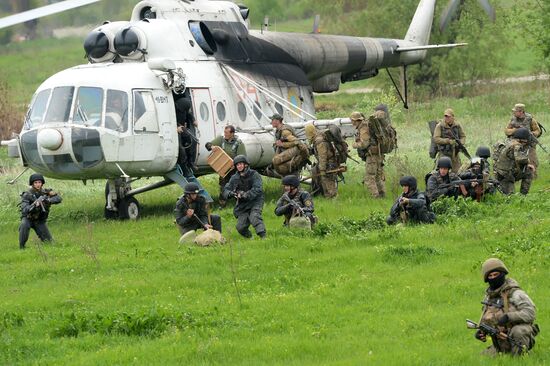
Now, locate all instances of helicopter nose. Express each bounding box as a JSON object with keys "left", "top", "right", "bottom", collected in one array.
[{"left": 37, "top": 128, "right": 63, "bottom": 151}]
